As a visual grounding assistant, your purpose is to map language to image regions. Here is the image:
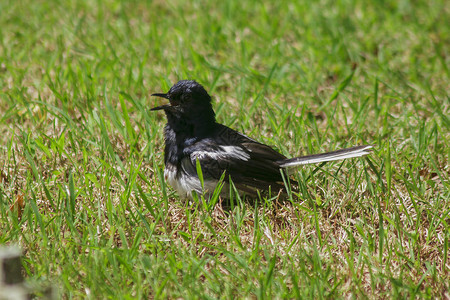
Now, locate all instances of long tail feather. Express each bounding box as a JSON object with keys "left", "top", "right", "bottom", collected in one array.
[{"left": 279, "top": 145, "right": 373, "bottom": 168}]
